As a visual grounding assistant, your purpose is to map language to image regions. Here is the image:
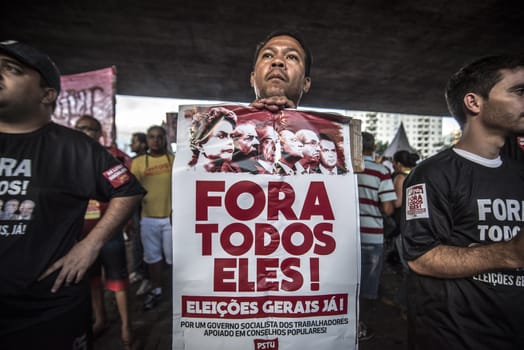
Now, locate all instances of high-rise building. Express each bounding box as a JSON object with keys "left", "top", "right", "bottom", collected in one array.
[{"left": 356, "top": 112, "right": 443, "bottom": 159}]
